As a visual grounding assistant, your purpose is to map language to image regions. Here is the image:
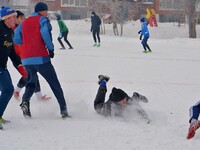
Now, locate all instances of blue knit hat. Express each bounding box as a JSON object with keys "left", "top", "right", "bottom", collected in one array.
[
  {"left": 0, "top": 6, "right": 16, "bottom": 20},
  {"left": 34, "top": 2, "right": 48, "bottom": 13},
  {"left": 140, "top": 17, "right": 146, "bottom": 23}
]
